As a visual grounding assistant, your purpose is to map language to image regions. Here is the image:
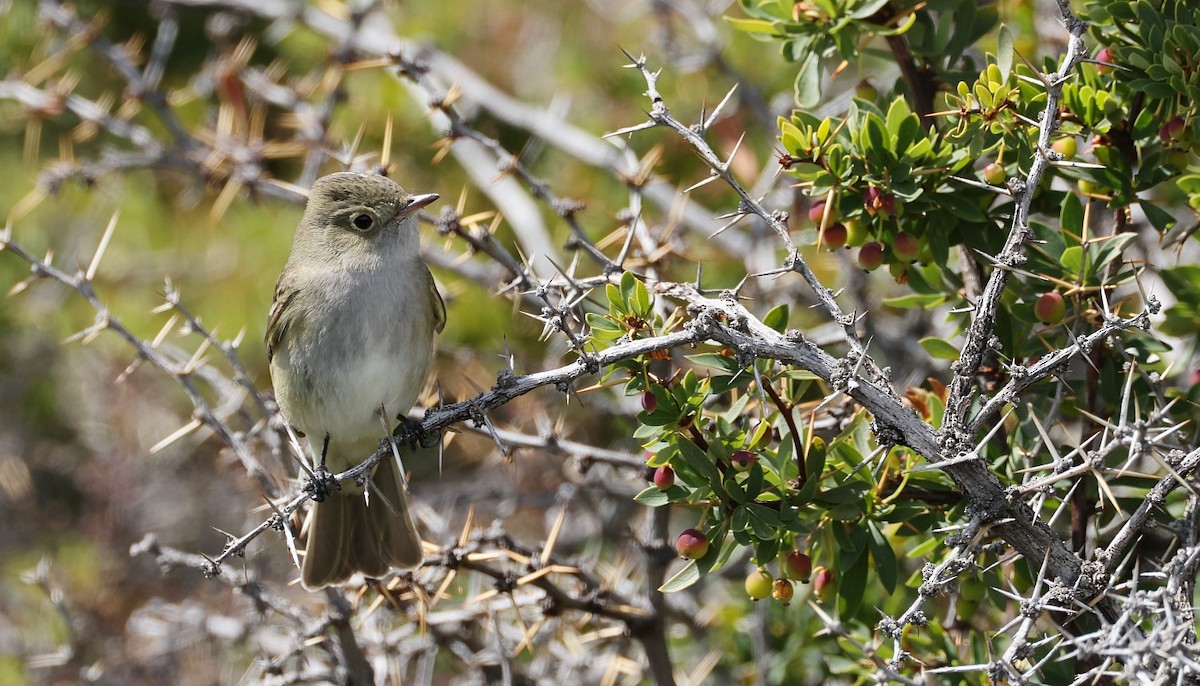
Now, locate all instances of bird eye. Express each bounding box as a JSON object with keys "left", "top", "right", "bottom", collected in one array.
[{"left": 350, "top": 213, "right": 375, "bottom": 231}]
